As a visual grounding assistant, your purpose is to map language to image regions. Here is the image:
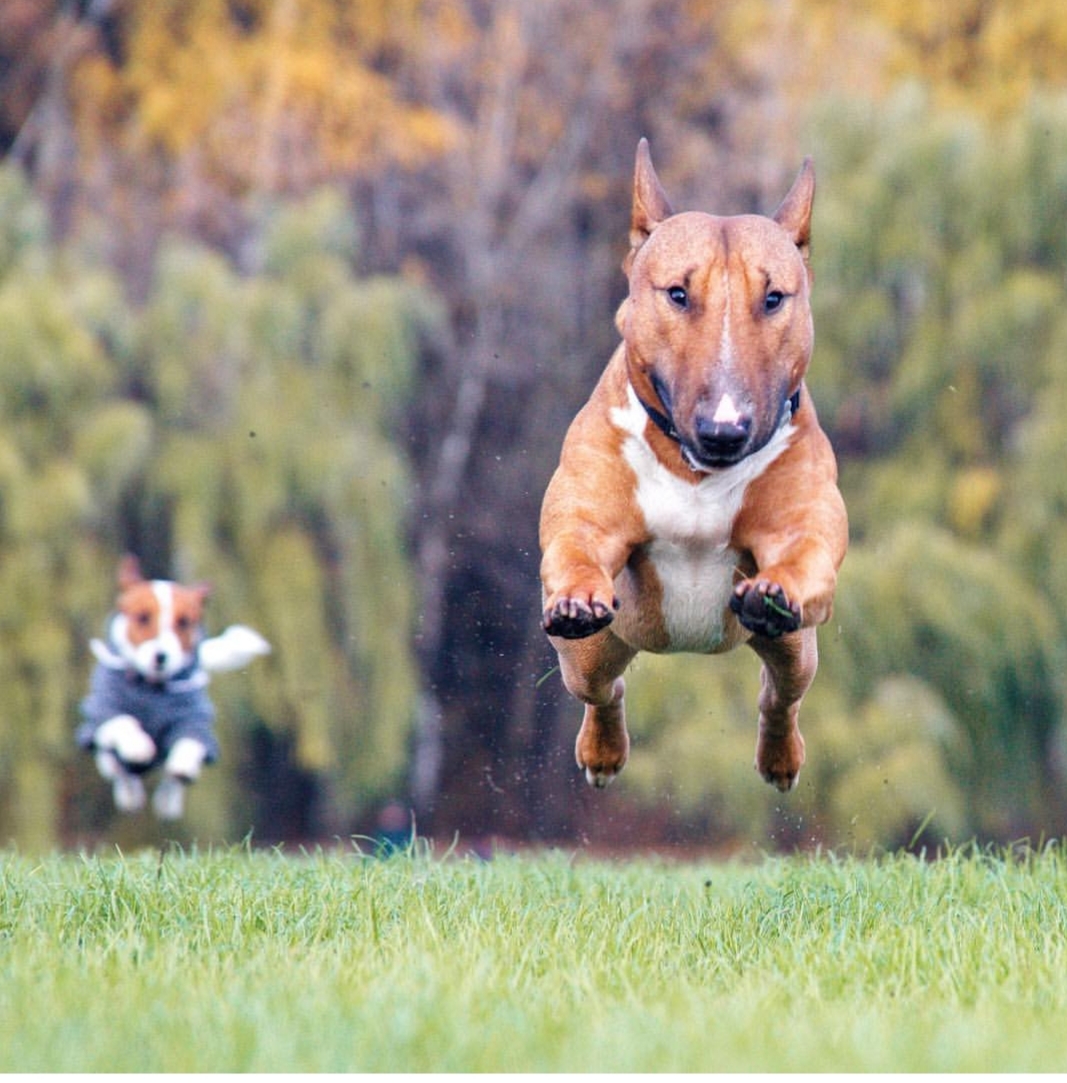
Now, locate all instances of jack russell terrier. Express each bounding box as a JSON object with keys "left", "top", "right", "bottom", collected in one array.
[
  {"left": 540, "top": 140, "right": 848, "bottom": 795},
  {"left": 77, "top": 554, "right": 271, "bottom": 820}
]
